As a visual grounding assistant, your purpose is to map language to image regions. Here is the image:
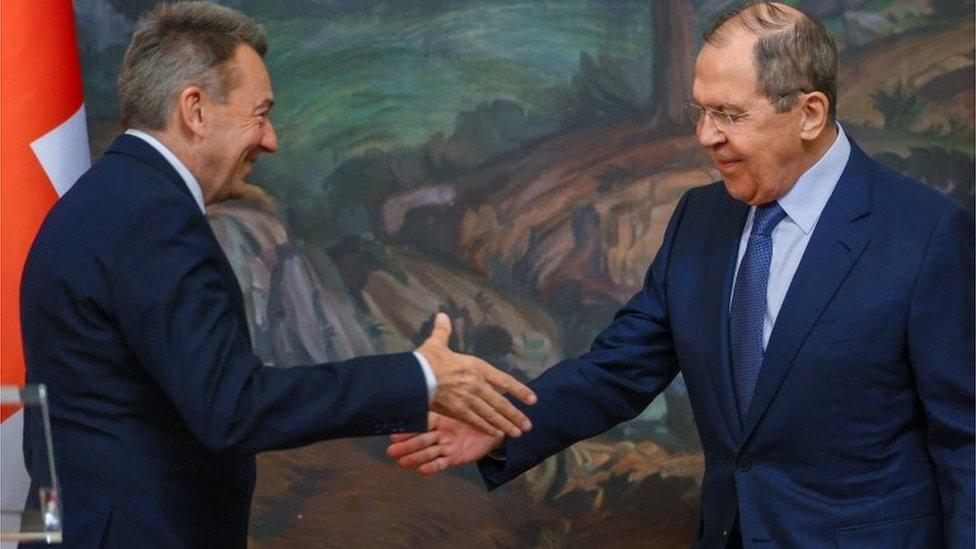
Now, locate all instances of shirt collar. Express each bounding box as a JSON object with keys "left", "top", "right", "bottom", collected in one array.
[
  {"left": 776, "top": 123, "right": 851, "bottom": 235},
  {"left": 124, "top": 129, "right": 206, "bottom": 214}
]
